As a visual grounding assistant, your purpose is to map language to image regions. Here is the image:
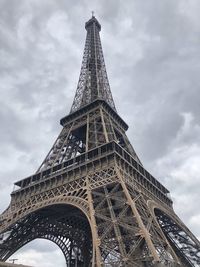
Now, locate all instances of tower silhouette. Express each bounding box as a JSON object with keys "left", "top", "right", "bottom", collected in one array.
[{"left": 0, "top": 15, "right": 200, "bottom": 267}]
